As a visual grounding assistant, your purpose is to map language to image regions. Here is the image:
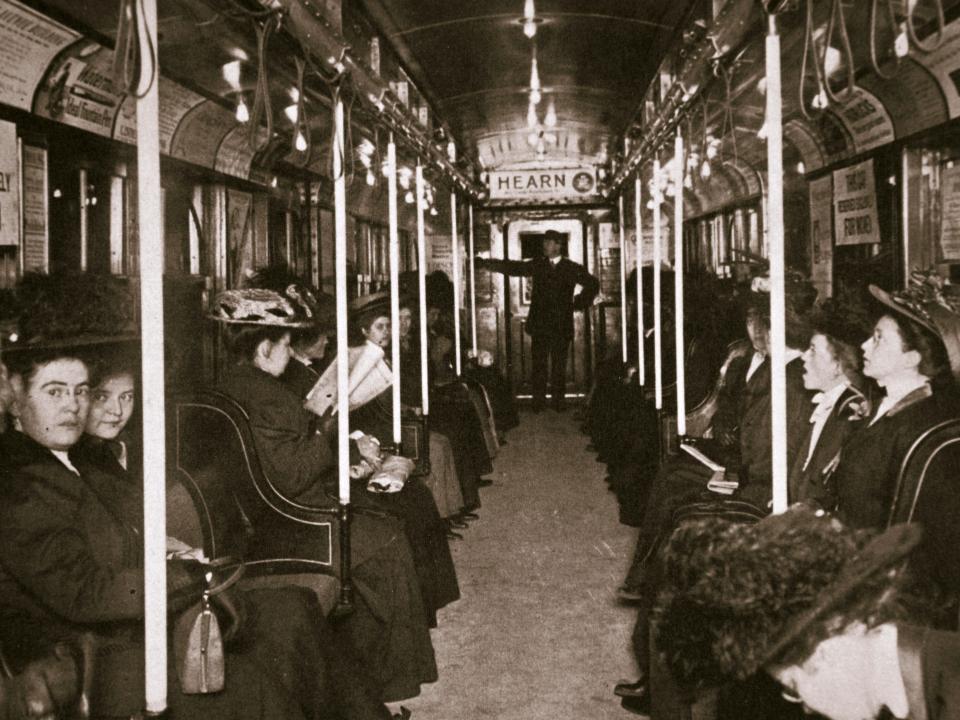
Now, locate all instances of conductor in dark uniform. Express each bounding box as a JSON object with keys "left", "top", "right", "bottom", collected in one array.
[{"left": 477, "top": 230, "right": 599, "bottom": 411}]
